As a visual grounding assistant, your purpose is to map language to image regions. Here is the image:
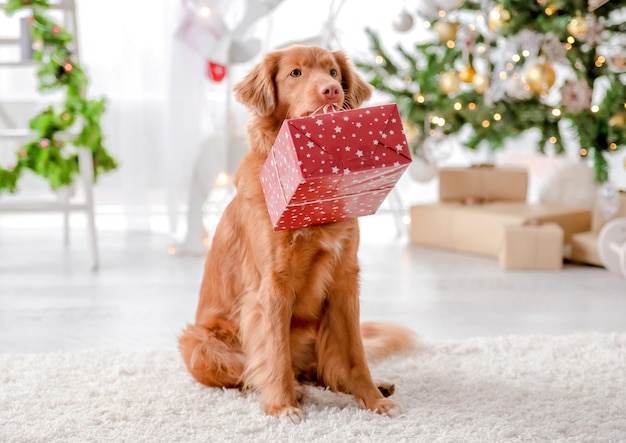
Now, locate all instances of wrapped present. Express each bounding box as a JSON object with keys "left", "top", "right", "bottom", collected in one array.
[
  {"left": 260, "top": 104, "right": 412, "bottom": 230},
  {"left": 498, "top": 222, "right": 564, "bottom": 270},
  {"left": 410, "top": 202, "right": 591, "bottom": 260},
  {"left": 438, "top": 165, "right": 528, "bottom": 203},
  {"left": 570, "top": 231, "right": 603, "bottom": 267},
  {"left": 568, "top": 189, "right": 626, "bottom": 267}
]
